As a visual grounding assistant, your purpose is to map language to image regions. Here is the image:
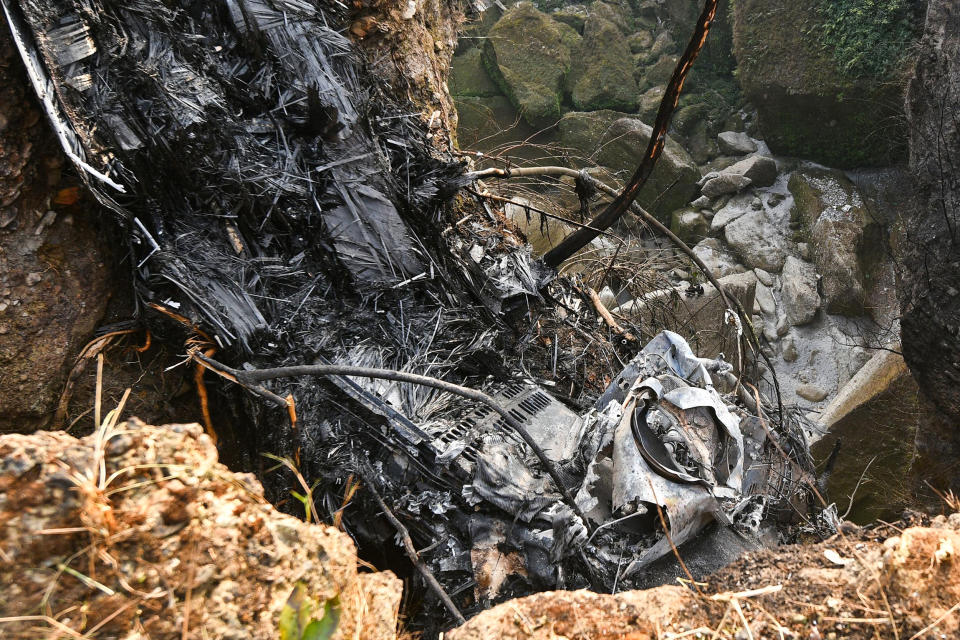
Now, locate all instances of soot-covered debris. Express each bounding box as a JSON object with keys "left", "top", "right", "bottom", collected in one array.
[{"left": 6, "top": 0, "right": 819, "bottom": 634}]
